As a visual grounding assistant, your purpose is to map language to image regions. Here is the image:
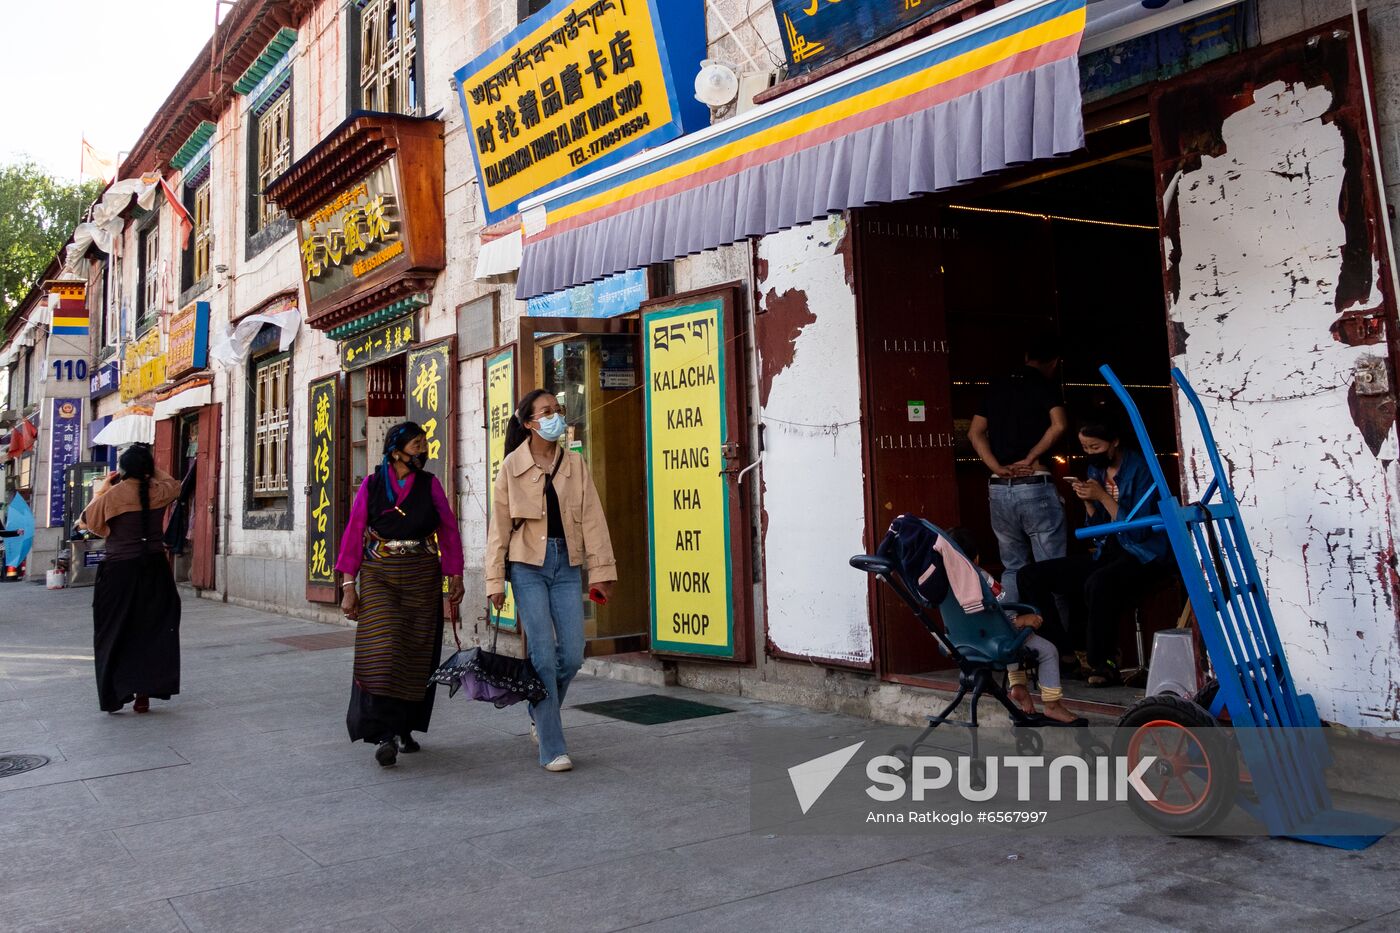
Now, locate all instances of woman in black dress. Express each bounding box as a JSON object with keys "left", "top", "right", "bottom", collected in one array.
[
  {"left": 337, "top": 422, "right": 464, "bottom": 766},
  {"left": 79, "top": 444, "right": 182, "bottom": 713}
]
